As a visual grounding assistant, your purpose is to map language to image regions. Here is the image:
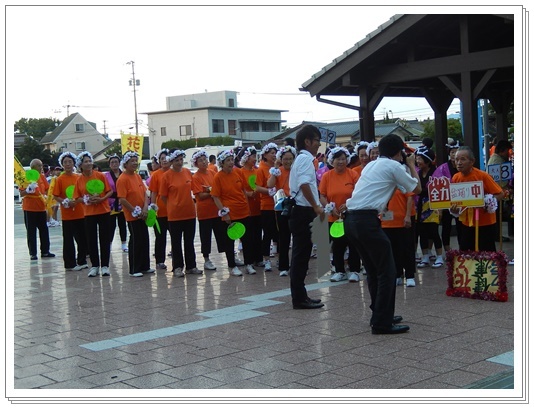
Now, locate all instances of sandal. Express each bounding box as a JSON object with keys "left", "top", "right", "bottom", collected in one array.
[
  {"left": 431, "top": 261, "right": 444, "bottom": 268},
  {"left": 417, "top": 261, "right": 430, "bottom": 268}
]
